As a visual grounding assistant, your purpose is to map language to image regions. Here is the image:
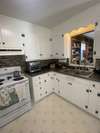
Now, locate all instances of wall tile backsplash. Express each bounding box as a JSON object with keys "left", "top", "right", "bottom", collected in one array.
[{"left": 0, "top": 55, "right": 26, "bottom": 72}]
